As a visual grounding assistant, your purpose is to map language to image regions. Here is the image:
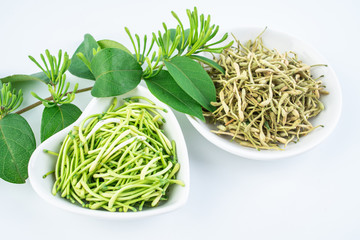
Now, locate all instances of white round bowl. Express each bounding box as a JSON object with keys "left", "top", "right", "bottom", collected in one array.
[
  {"left": 28, "top": 85, "right": 190, "bottom": 219},
  {"left": 187, "top": 27, "right": 342, "bottom": 160}
]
